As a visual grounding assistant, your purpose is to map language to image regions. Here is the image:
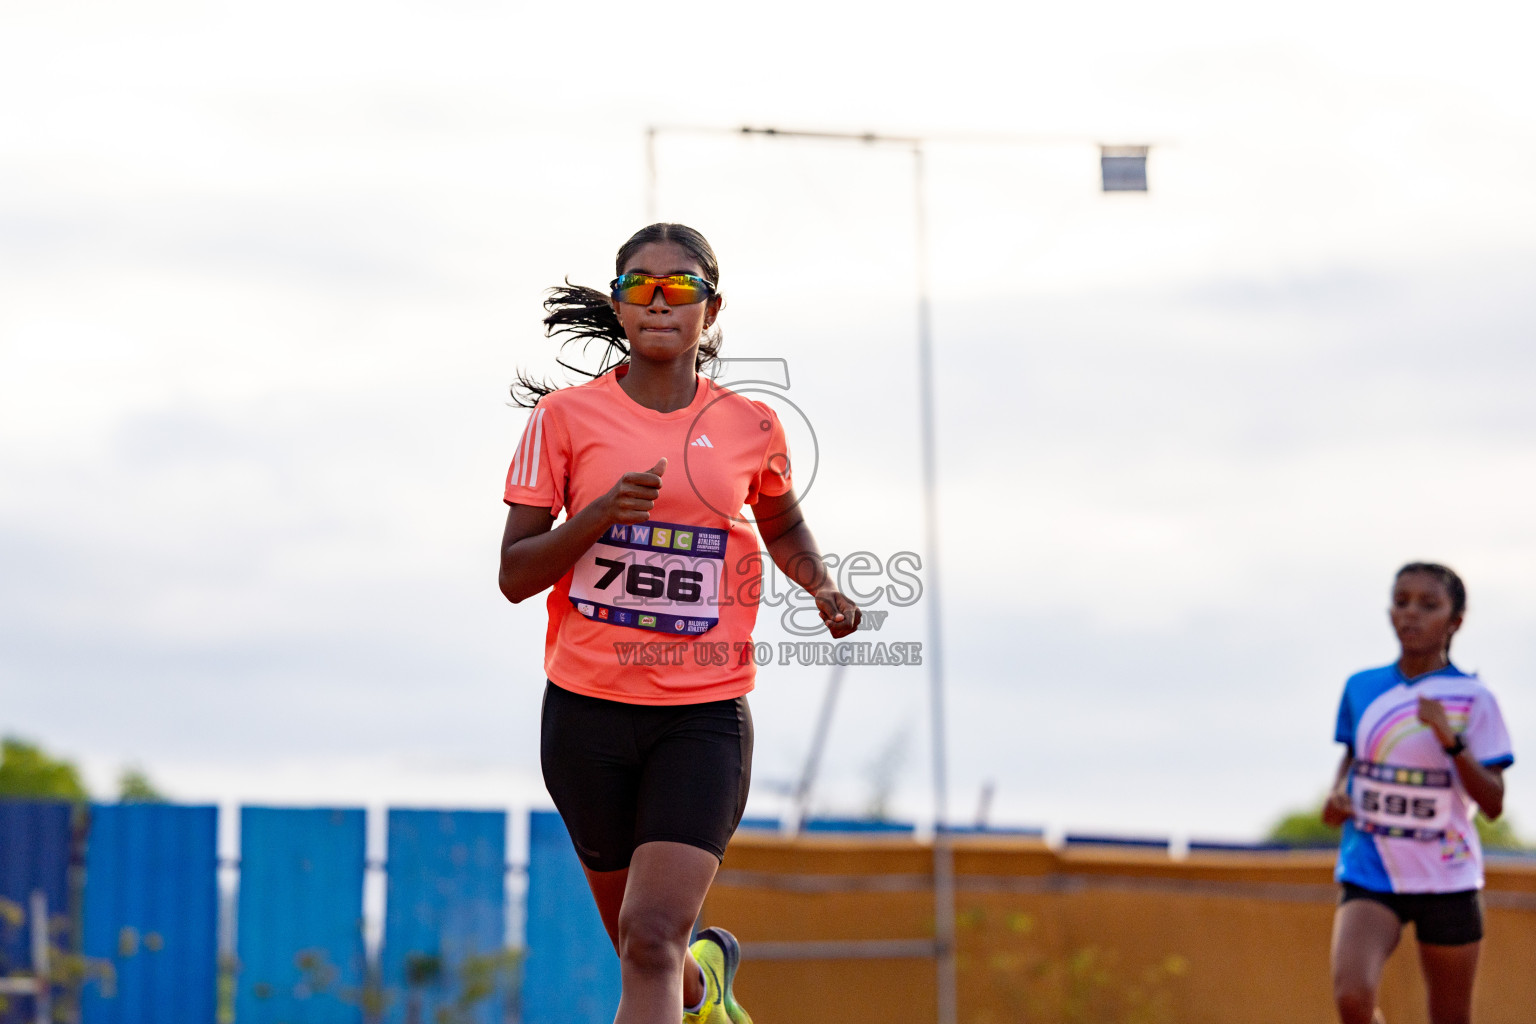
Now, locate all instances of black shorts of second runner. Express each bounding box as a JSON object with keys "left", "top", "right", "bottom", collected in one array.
[
  {"left": 540, "top": 680, "right": 753, "bottom": 873},
  {"left": 1340, "top": 882, "right": 1485, "bottom": 945}
]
